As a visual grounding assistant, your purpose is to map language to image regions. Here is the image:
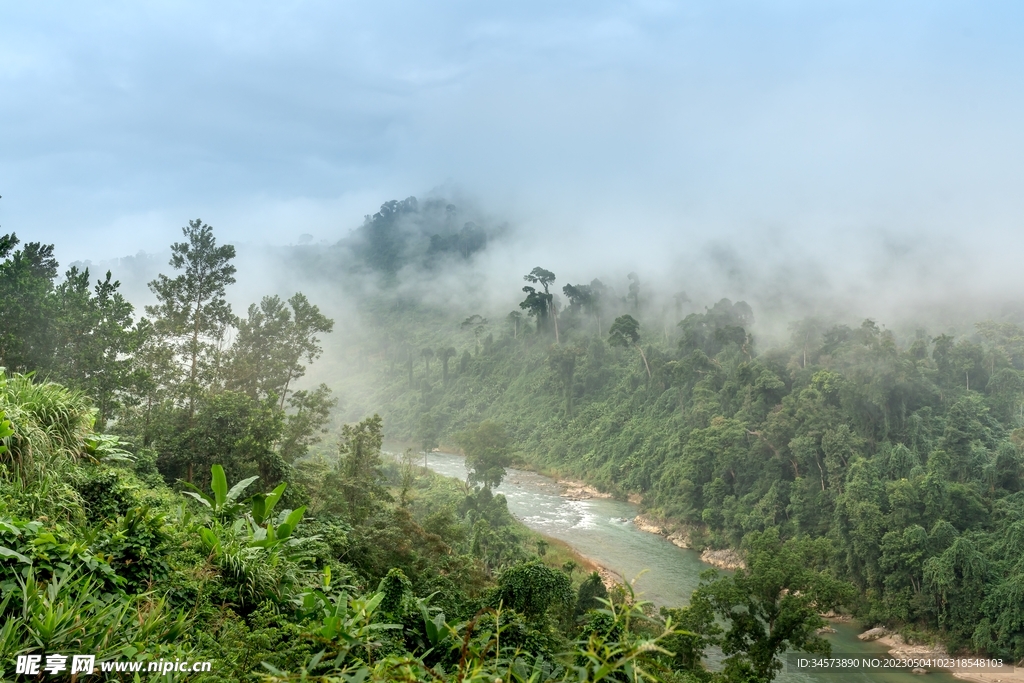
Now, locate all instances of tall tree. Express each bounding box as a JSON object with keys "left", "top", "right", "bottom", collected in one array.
[
  {"left": 627, "top": 272, "right": 641, "bottom": 310},
  {"left": 549, "top": 345, "right": 584, "bottom": 417},
  {"left": 521, "top": 267, "right": 556, "bottom": 337},
  {"left": 227, "top": 295, "right": 292, "bottom": 400},
  {"left": 590, "top": 278, "right": 609, "bottom": 335},
  {"left": 609, "top": 314, "right": 651, "bottom": 378},
  {"left": 525, "top": 267, "right": 558, "bottom": 341},
  {"left": 562, "top": 283, "right": 592, "bottom": 313},
  {"left": 519, "top": 287, "right": 550, "bottom": 335},
  {"left": 145, "top": 220, "right": 237, "bottom": 414},
  {"left": 523, "top": 266, "right": 555, "bottom": 294},
  {"left": 438, "top": 346, "right": 456, "bottom": 387},
  {"left": 331, "top": 414, "right": 388, "bottom": 522},
  {"left": 506, "top": 311, "right": 523, "bottom": 339},
  {"left": 226, "top": 293, "right": 334, "bottom": 407},
  {"left": 277, "top": 293, "right": 334, "bottom": 408},
  {"left": 461, "top": 314, "right": 489, "bottom": 355}
]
